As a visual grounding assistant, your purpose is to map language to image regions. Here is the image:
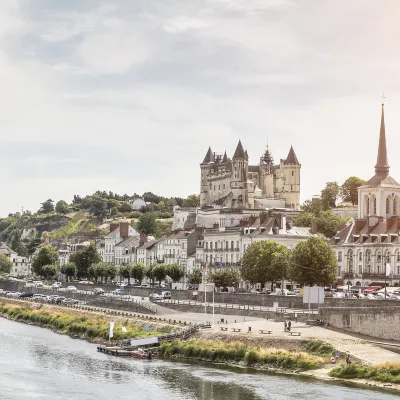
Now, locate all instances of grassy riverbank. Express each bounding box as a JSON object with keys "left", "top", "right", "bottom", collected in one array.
[
  {"left": 160, "top": 339, "right": 326, "bottom": 371},
  {"left": 330, "top": 362, "right": 400, "bottom": 384},
  {"left": 0, "top": 301, "right": 166, "bottom": 341}
]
